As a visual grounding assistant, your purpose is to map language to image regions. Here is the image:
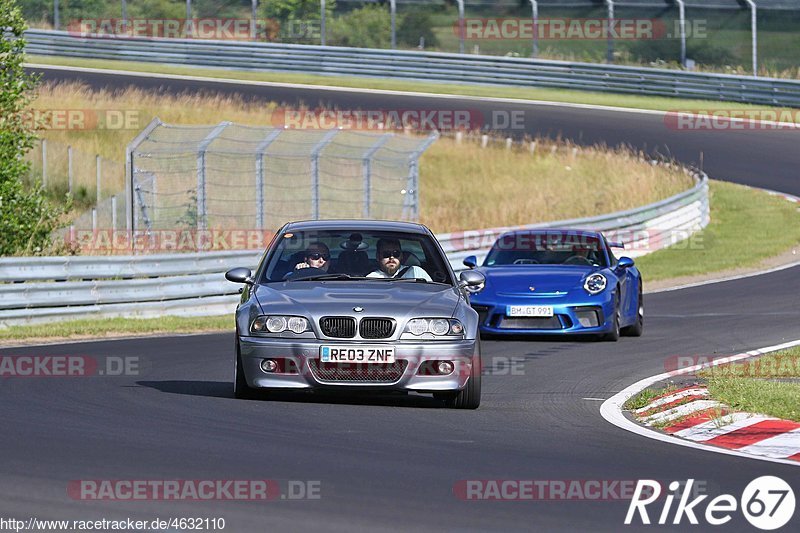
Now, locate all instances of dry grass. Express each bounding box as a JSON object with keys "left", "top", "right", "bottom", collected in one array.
[{"left": 29, "top": 82, "right": 692, "bottom": 233}]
